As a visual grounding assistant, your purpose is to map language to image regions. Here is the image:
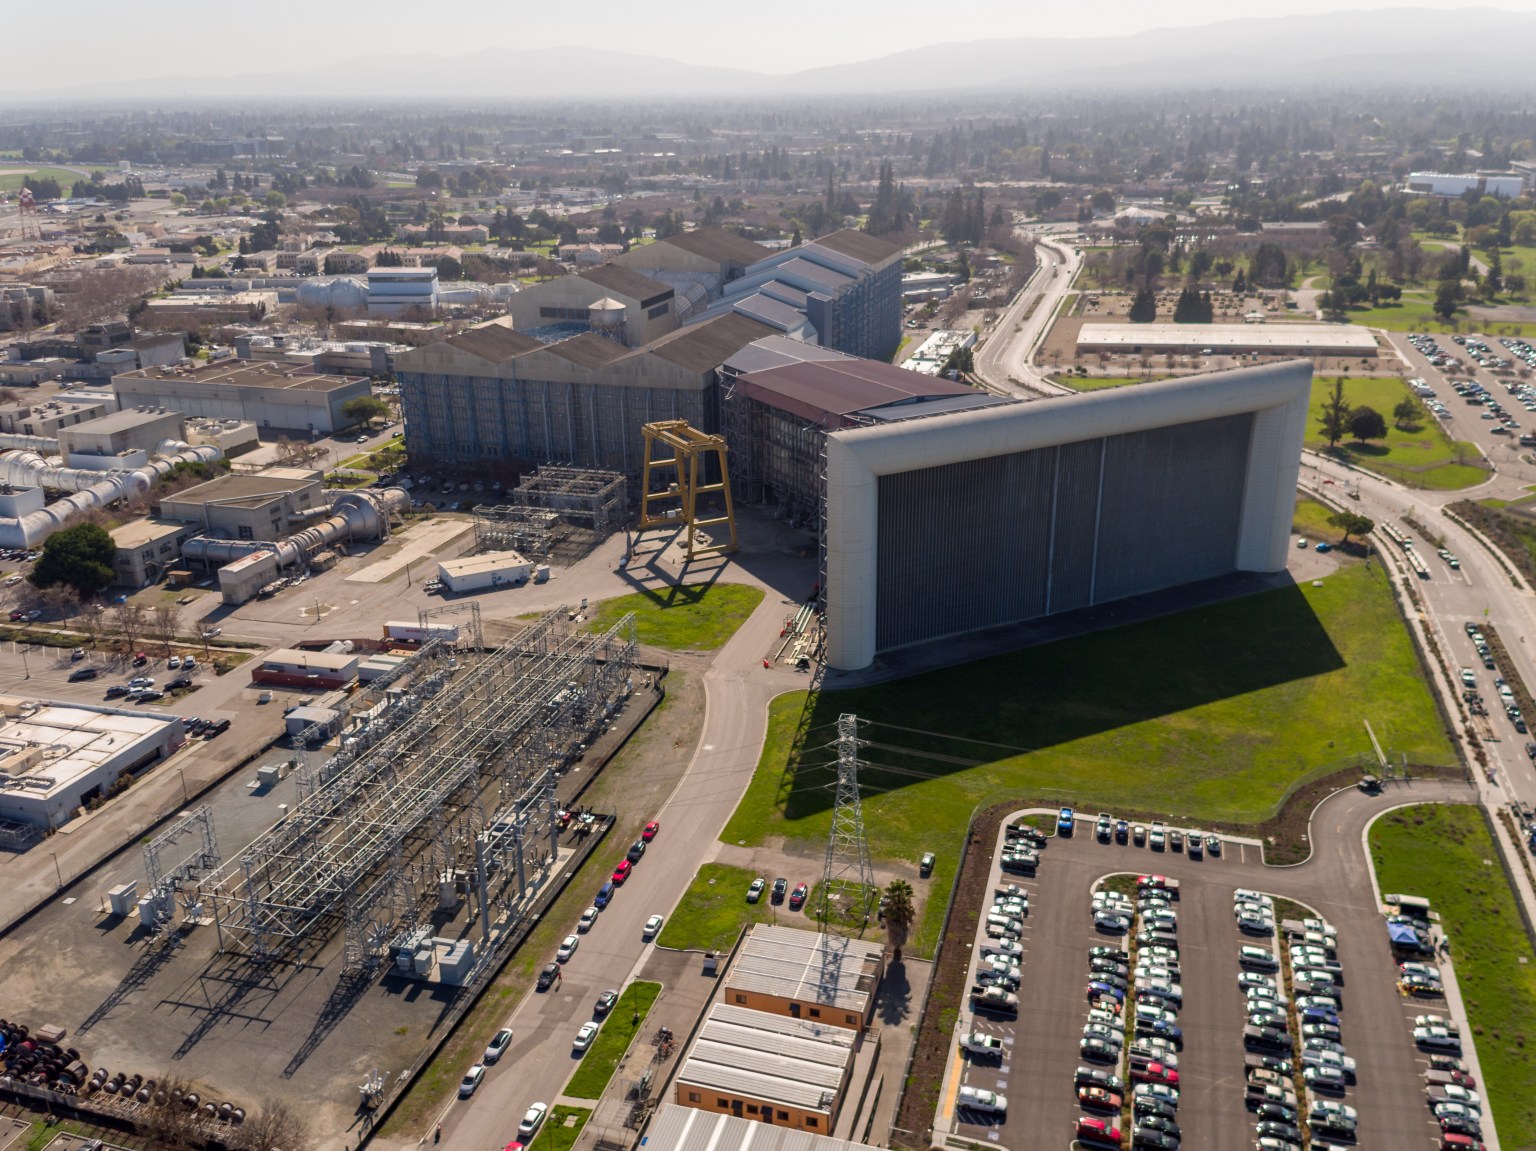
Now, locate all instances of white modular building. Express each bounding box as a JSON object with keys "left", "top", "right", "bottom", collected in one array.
[{"left": 437, "top": 549, "right": 533, "bottom": 593}]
